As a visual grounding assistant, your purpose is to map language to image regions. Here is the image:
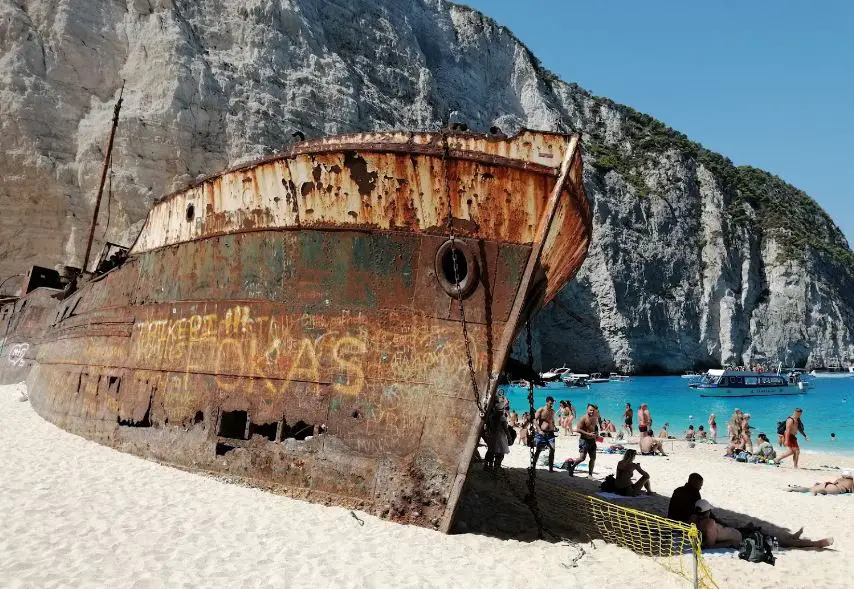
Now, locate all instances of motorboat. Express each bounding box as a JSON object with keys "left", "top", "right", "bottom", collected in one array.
[
  {"left": 562, "top": 373, "right": 590, "bottom": 388},
  {"left": 540, "top": 365, "right": 572, "bottom": 382},
  {"left": 588, "top": 372, "right": 609, "bottom": 384},
  {"left": 608, "top": 374, "right": 629, "bottom": 382},
  {"left": 809, "top": 359, "right": 854, "bottom": 379}
]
